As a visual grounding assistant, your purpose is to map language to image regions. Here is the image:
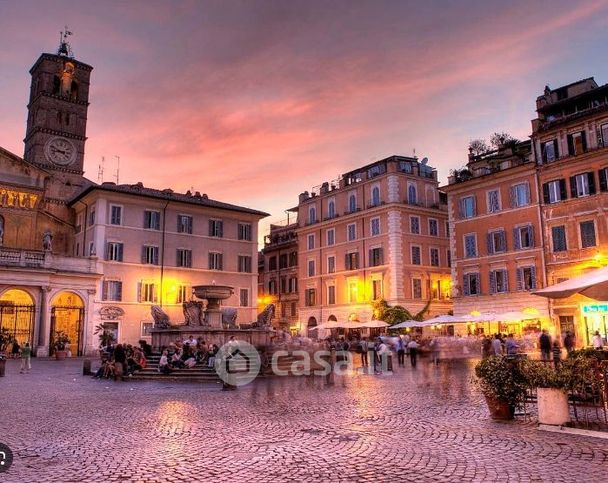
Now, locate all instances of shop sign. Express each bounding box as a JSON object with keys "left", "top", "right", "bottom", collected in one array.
[{"left": 582, "top": 303, "right": 608, "bottom": 314}]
